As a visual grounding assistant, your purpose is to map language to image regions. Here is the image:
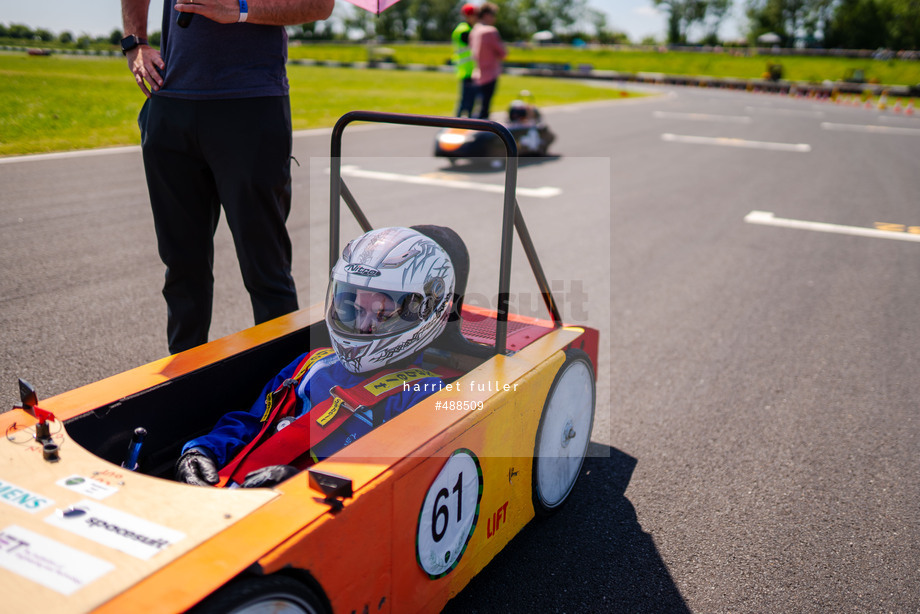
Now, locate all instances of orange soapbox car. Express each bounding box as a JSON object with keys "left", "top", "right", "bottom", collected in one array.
[{"left": 0, "top": 112, "right": 599, "bottom": 614}]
